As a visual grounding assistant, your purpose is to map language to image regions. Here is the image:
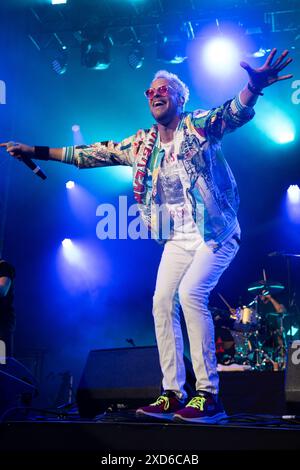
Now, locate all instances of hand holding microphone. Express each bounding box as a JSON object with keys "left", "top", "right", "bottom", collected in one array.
[{"left": 0, "top": 141, "right": 47, "bottom": 180}]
